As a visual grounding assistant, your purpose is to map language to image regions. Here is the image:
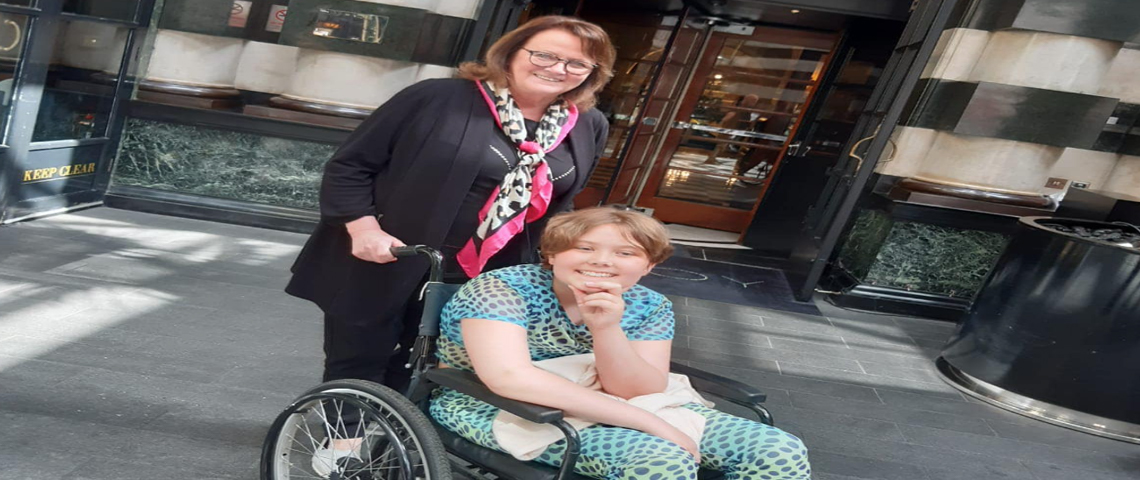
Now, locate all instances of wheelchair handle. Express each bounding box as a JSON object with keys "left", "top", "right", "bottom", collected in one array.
[{"left": 390, "top": 245, "right": 445, "bottom": 283}]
